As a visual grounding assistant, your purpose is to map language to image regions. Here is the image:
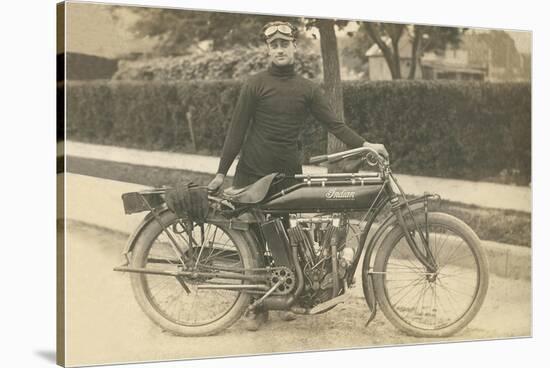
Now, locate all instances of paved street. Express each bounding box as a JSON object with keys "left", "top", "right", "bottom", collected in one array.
[{"left": 64, "top": 222, "right": 531, "bottom": 366}]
